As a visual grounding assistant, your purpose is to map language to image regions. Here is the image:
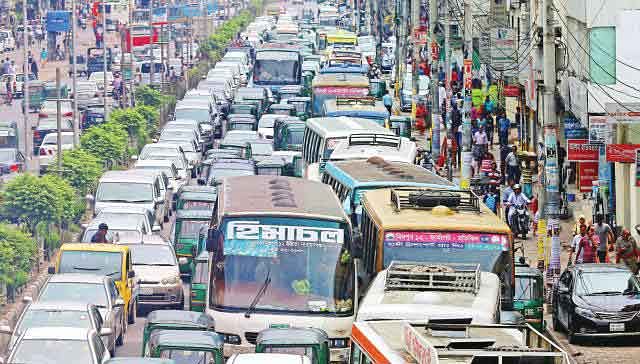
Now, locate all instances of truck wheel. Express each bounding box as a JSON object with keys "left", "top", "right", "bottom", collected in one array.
[{"left": 128, "top": 300, "right": 136, "bottom": 324}]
